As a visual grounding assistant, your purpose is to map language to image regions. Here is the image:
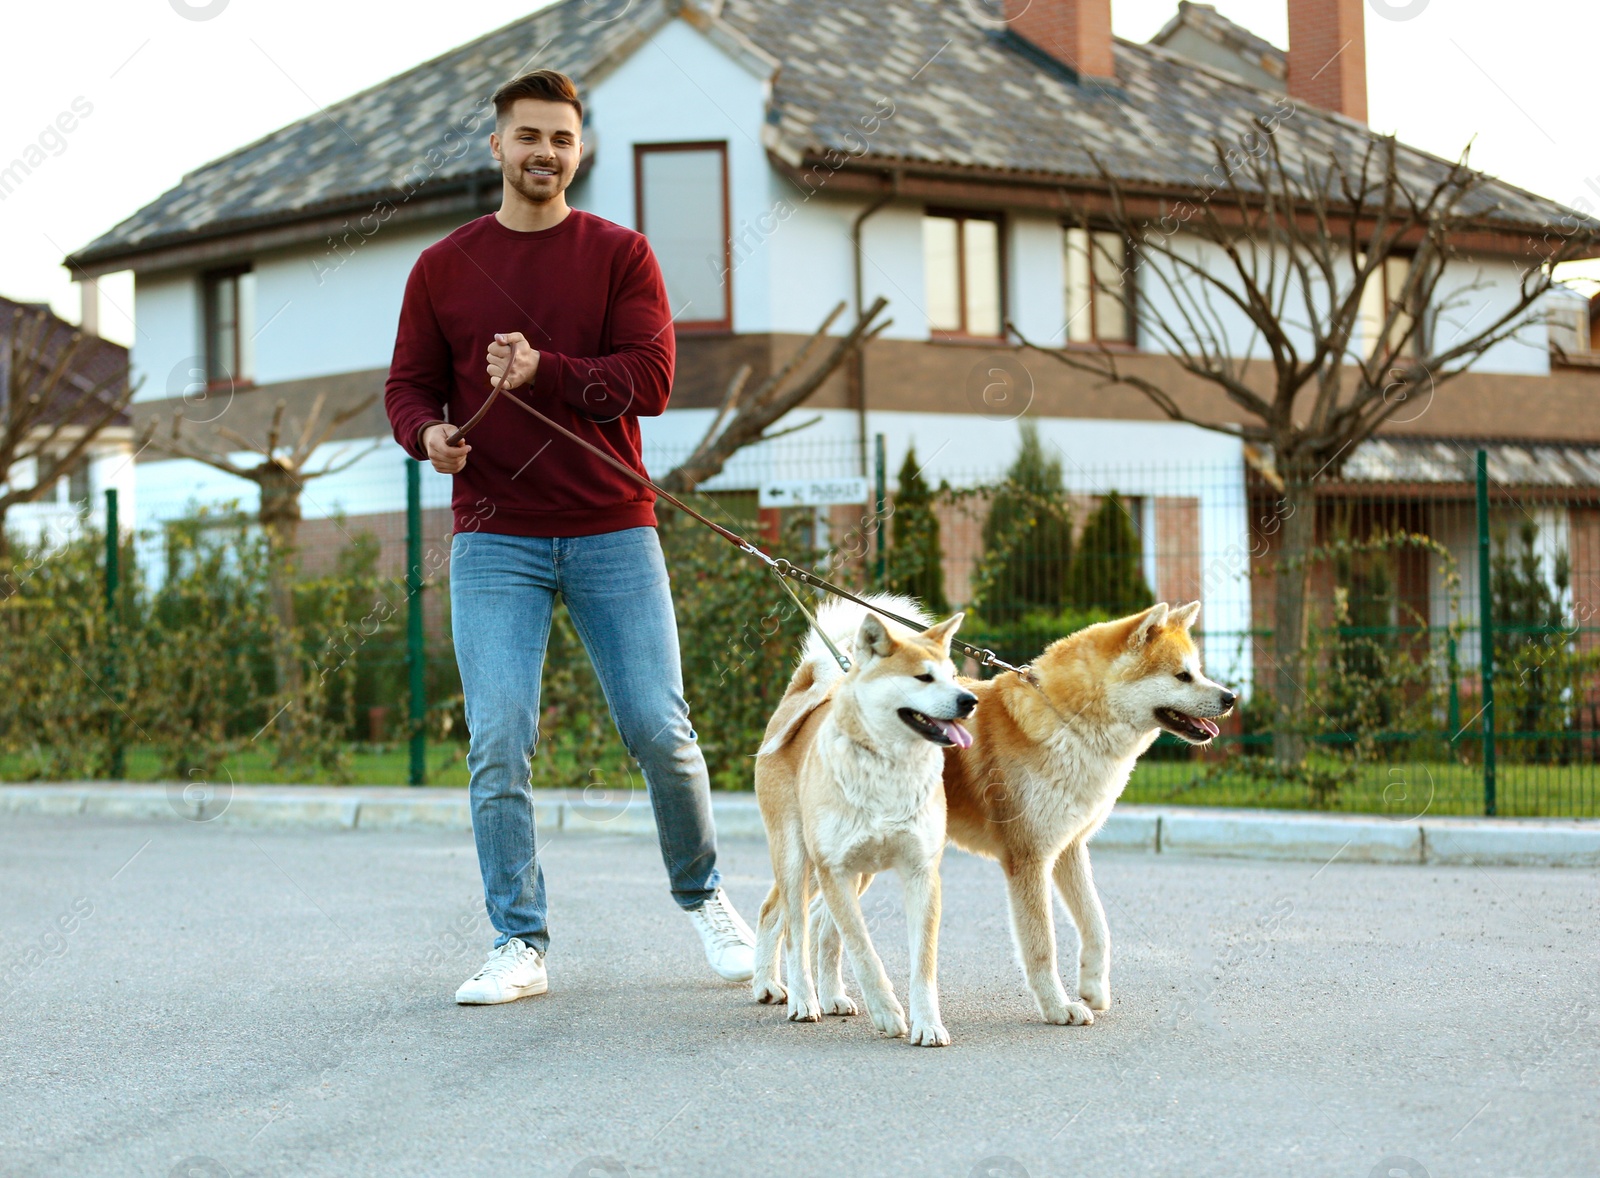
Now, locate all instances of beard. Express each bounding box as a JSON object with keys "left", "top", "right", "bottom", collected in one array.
[{"left": 503, "top": 156, "right": 569, "bottom": 205}]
